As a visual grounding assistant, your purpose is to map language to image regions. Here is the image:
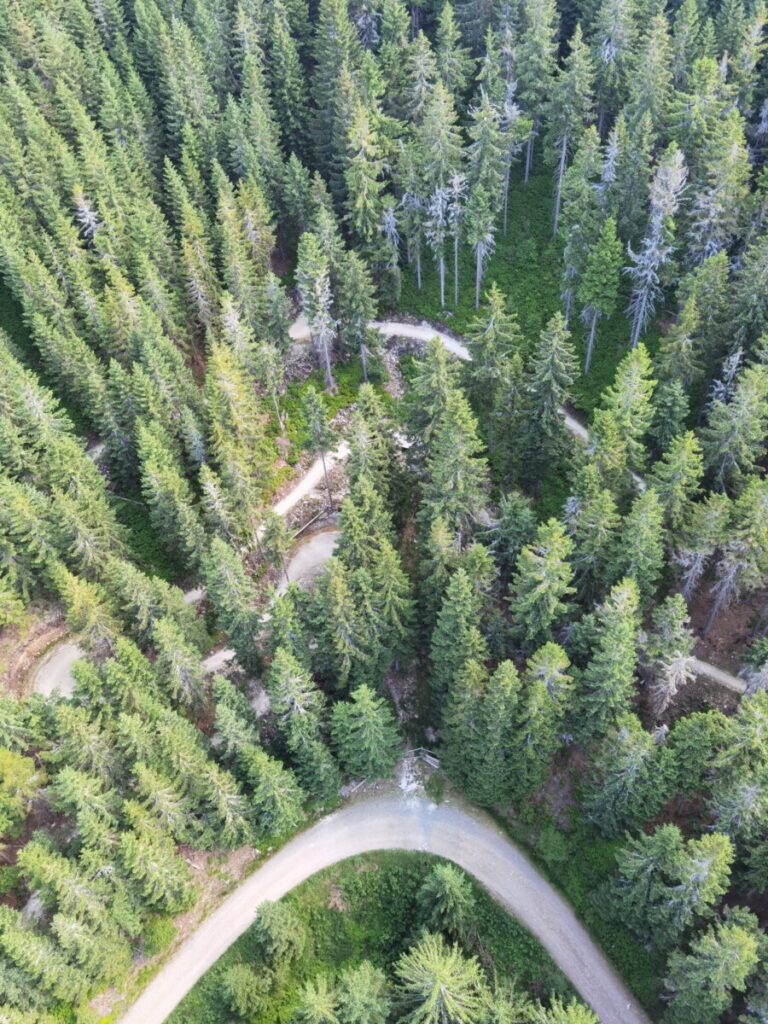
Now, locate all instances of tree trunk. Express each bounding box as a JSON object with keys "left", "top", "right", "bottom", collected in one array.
[
  {"left": 361, "top": 343, "right": 368, "bottom": 383},
  {"left": 563, "top": 289, "right": 573, "bottom": 324},
  {"left": 320, "top": 450, "right": 333, "bottom": 510},
  {"left": 584, "top": 309, "right": 598, "bottom": 374},
  {"left": 524, "top": 119, "right": 539, "bottom": 184},
  {"left": 503, "top": 162, "right": 511, "bottom": 234},
  {"left": 321, "top": 334, "right": 334, "bottom": 390},
  {"left": 553, "top": 135, "right": 568, "bottom": 237},
  {"left": 439, "top": 254, "right": 445, "bottom": 308},
  {"left": 475, "top": 249, "right": 482, "bottom": 309},
  {"left": 453, "top": 232, "right": 459, "bottom": 306},
  {"left": 416, "top": 246, "right": 422, "bottom": 290},
  {"left": 272, "top": 393, "right": 284, "bottom": 432}
]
